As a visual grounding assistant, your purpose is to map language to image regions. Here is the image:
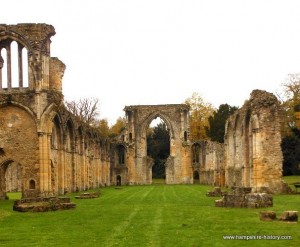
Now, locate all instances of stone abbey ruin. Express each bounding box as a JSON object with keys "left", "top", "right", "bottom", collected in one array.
[{"left": 0, "top": 23, "right": 288, "bottom": 199}]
